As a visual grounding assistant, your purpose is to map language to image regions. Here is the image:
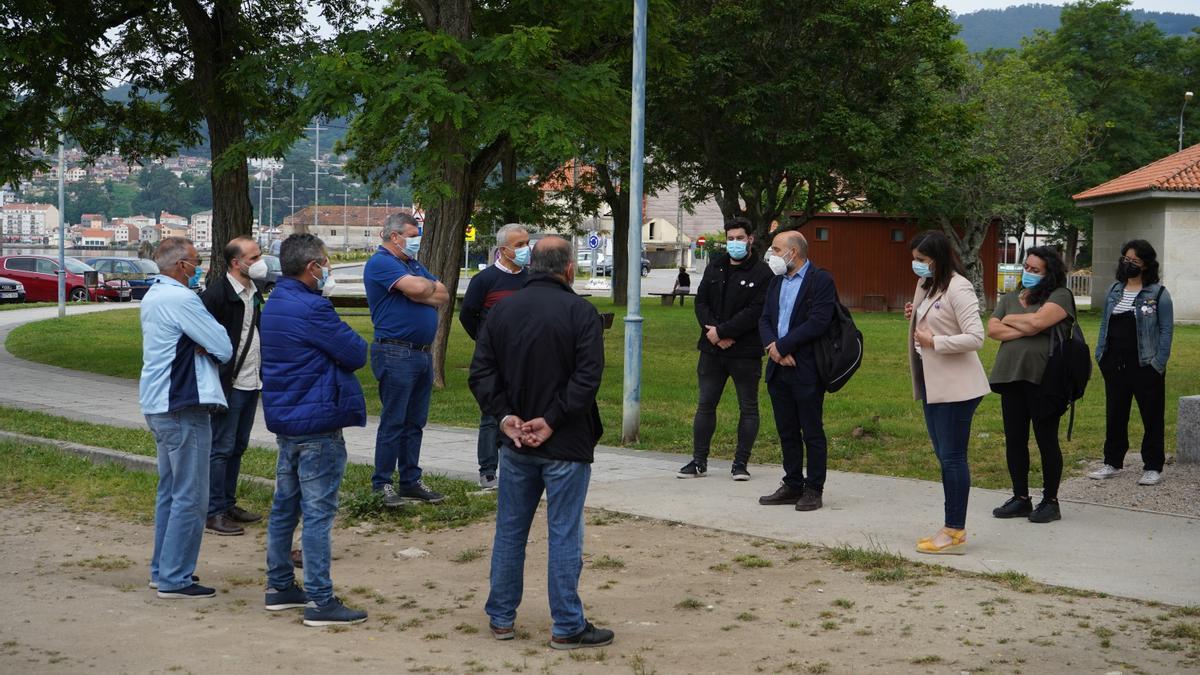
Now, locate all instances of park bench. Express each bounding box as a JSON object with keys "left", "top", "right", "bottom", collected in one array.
[{"left": 651, "top": 291, "right": 690, "bottom": 306}]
